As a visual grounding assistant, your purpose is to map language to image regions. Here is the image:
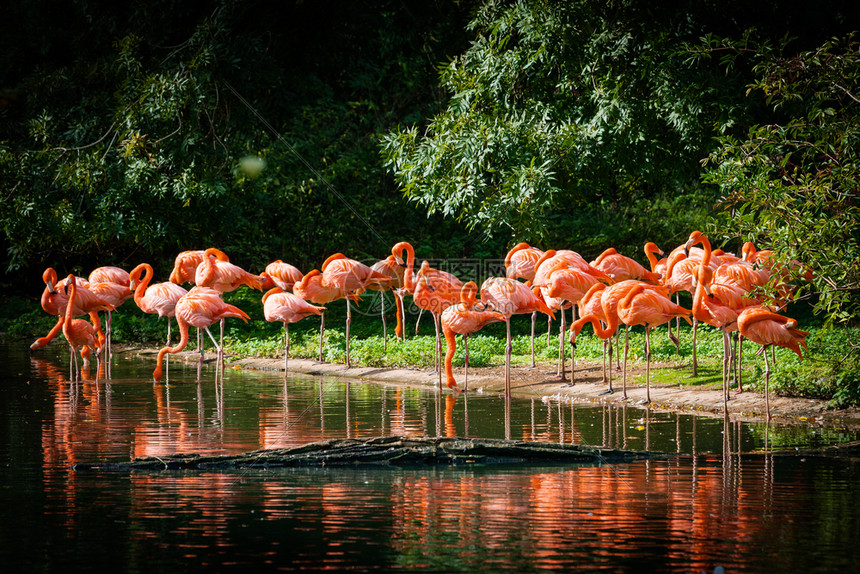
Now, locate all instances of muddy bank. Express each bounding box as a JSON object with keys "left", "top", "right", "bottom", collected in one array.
[{"left": 131, "top": 347, "right": 860, "bottom": 430}]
